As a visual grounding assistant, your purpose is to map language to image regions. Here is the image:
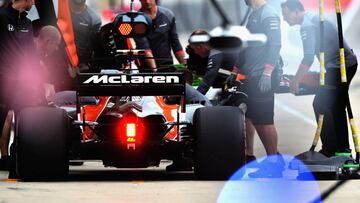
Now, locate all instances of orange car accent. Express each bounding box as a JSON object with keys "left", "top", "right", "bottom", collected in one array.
[
  {"left": 57, "top": 0, "right": 79, "bottom": 68},
  {"left": 236, "top": 73, "right": 246, "bottom": 81},
  {"left": 80, "top": 96, "right": 111, "bottom": 140},
  {"left": 155, "top": 96, "right": 179, "bottom": 140},
  {"left": 126, "top": 38, "right": 133, "bottom": 49}
]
